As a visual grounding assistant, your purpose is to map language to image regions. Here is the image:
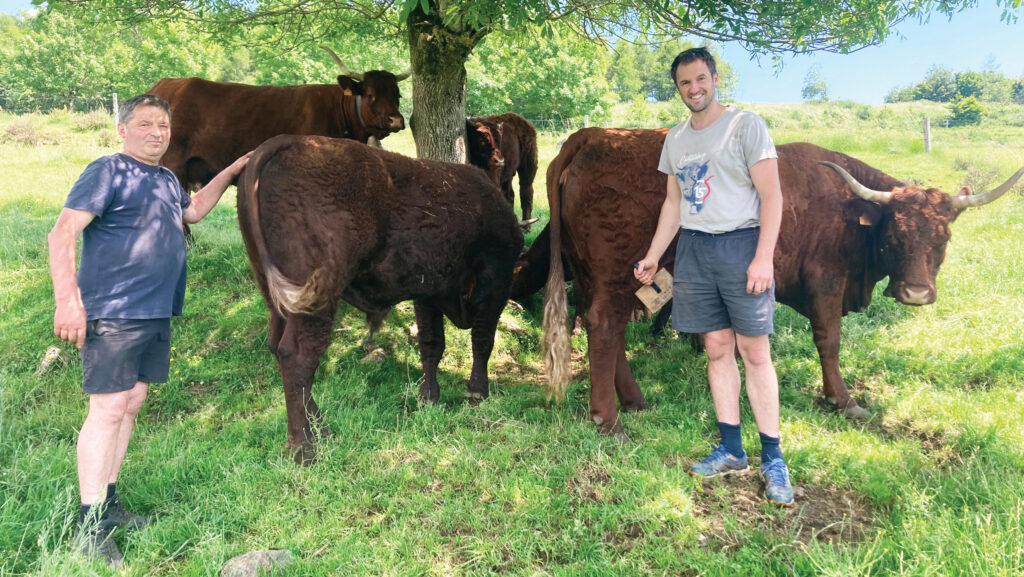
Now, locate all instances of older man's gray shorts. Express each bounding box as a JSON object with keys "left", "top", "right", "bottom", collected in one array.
[
  {"left": 672, "top": 227, "right": 775, "bottom": 337},
  {"left": 81, "top": 318, "right": 171, "bottom": 394}
]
